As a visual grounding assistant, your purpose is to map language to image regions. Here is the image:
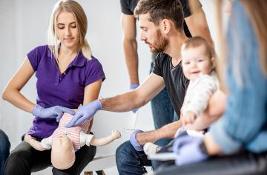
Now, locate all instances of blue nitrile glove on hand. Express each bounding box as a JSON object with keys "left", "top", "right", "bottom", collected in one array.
[
  {"left": 32, "top": 104, "right": 75, "bottom": 122},
  {"left": 173, "top": 134, "right": 208, "bottom": 166},
  {"left": 130, "top": 129, "right": 144, "bottom": 151},
  {"left": 65, "top": 100, "right": 102, "bottom": 127},
  {"left": 130, "top": 83, "right": 139, "bottom": 90},
  {"left": 130, "top": 83, "right": 139, "bottom": 113}
]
